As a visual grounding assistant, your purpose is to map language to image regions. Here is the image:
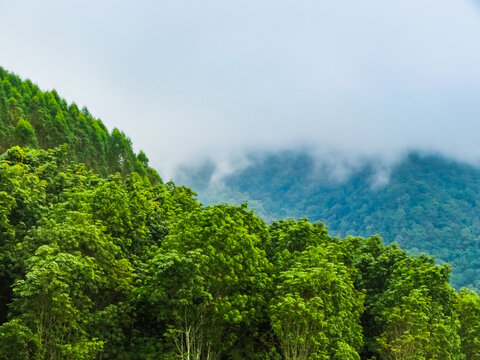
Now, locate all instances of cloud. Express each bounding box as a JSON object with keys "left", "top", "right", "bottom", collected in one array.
[{"left": 1, "top": 0, "right": 480, "bottom": 179}]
